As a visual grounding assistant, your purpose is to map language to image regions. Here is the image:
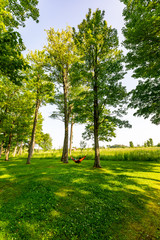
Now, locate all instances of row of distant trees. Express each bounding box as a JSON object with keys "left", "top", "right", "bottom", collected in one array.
[
  {"left": 110, "top": 139, "right": 158, "bottom": 148},
  {"left": 78, "top": 138, "right": 159, "bottom": 150},
  {"left": 0, "top": 0, "right": 159, "bottom": 167},
  {"left": 130, "top": 138, "right": 154, "bottom": 148}
]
